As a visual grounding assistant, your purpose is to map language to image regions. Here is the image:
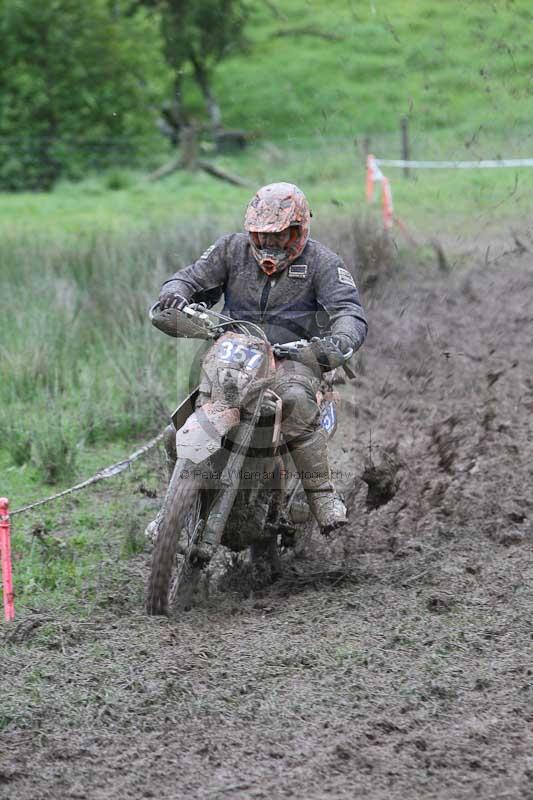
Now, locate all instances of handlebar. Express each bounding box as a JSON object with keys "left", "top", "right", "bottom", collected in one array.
[
  {"left": 150, "top": 302, "right": 353, "bottom": 364},
  {"left": 271, "top": 339, "right": 309, "bottom": 358},
  {"left": 272, "top": 339, "right": 354, "bottom": 363}
]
